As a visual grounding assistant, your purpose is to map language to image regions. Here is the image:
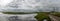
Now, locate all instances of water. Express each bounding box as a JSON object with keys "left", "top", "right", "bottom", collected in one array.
[
  {"left": 0, "top": 13, "right": 37, "bottom": 21},
  {"left": 43, "top": 19, "right": 48, "bottom": 21},
  {"left": 0, "top": 13, "right": 48, "bottom": 21}
]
